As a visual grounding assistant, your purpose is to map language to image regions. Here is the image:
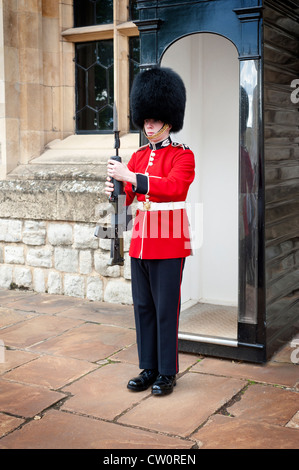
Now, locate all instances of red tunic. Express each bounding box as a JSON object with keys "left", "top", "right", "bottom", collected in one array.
[{"left": 125, "top": 137, "right": 195, "bottom": 259}]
